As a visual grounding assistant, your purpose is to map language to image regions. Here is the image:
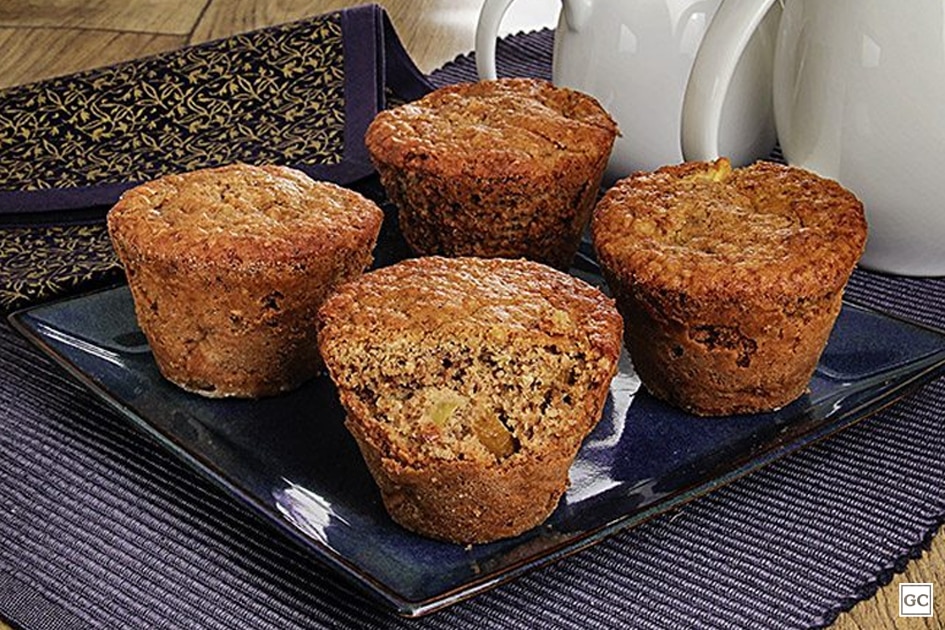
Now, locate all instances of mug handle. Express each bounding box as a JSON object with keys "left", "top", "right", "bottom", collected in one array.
[
  {"left": 681, "top": 0, "right": 778, "bottom": 161},
  {"left": 476, "top": 0, "right": 519, "bottom": 80}
]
